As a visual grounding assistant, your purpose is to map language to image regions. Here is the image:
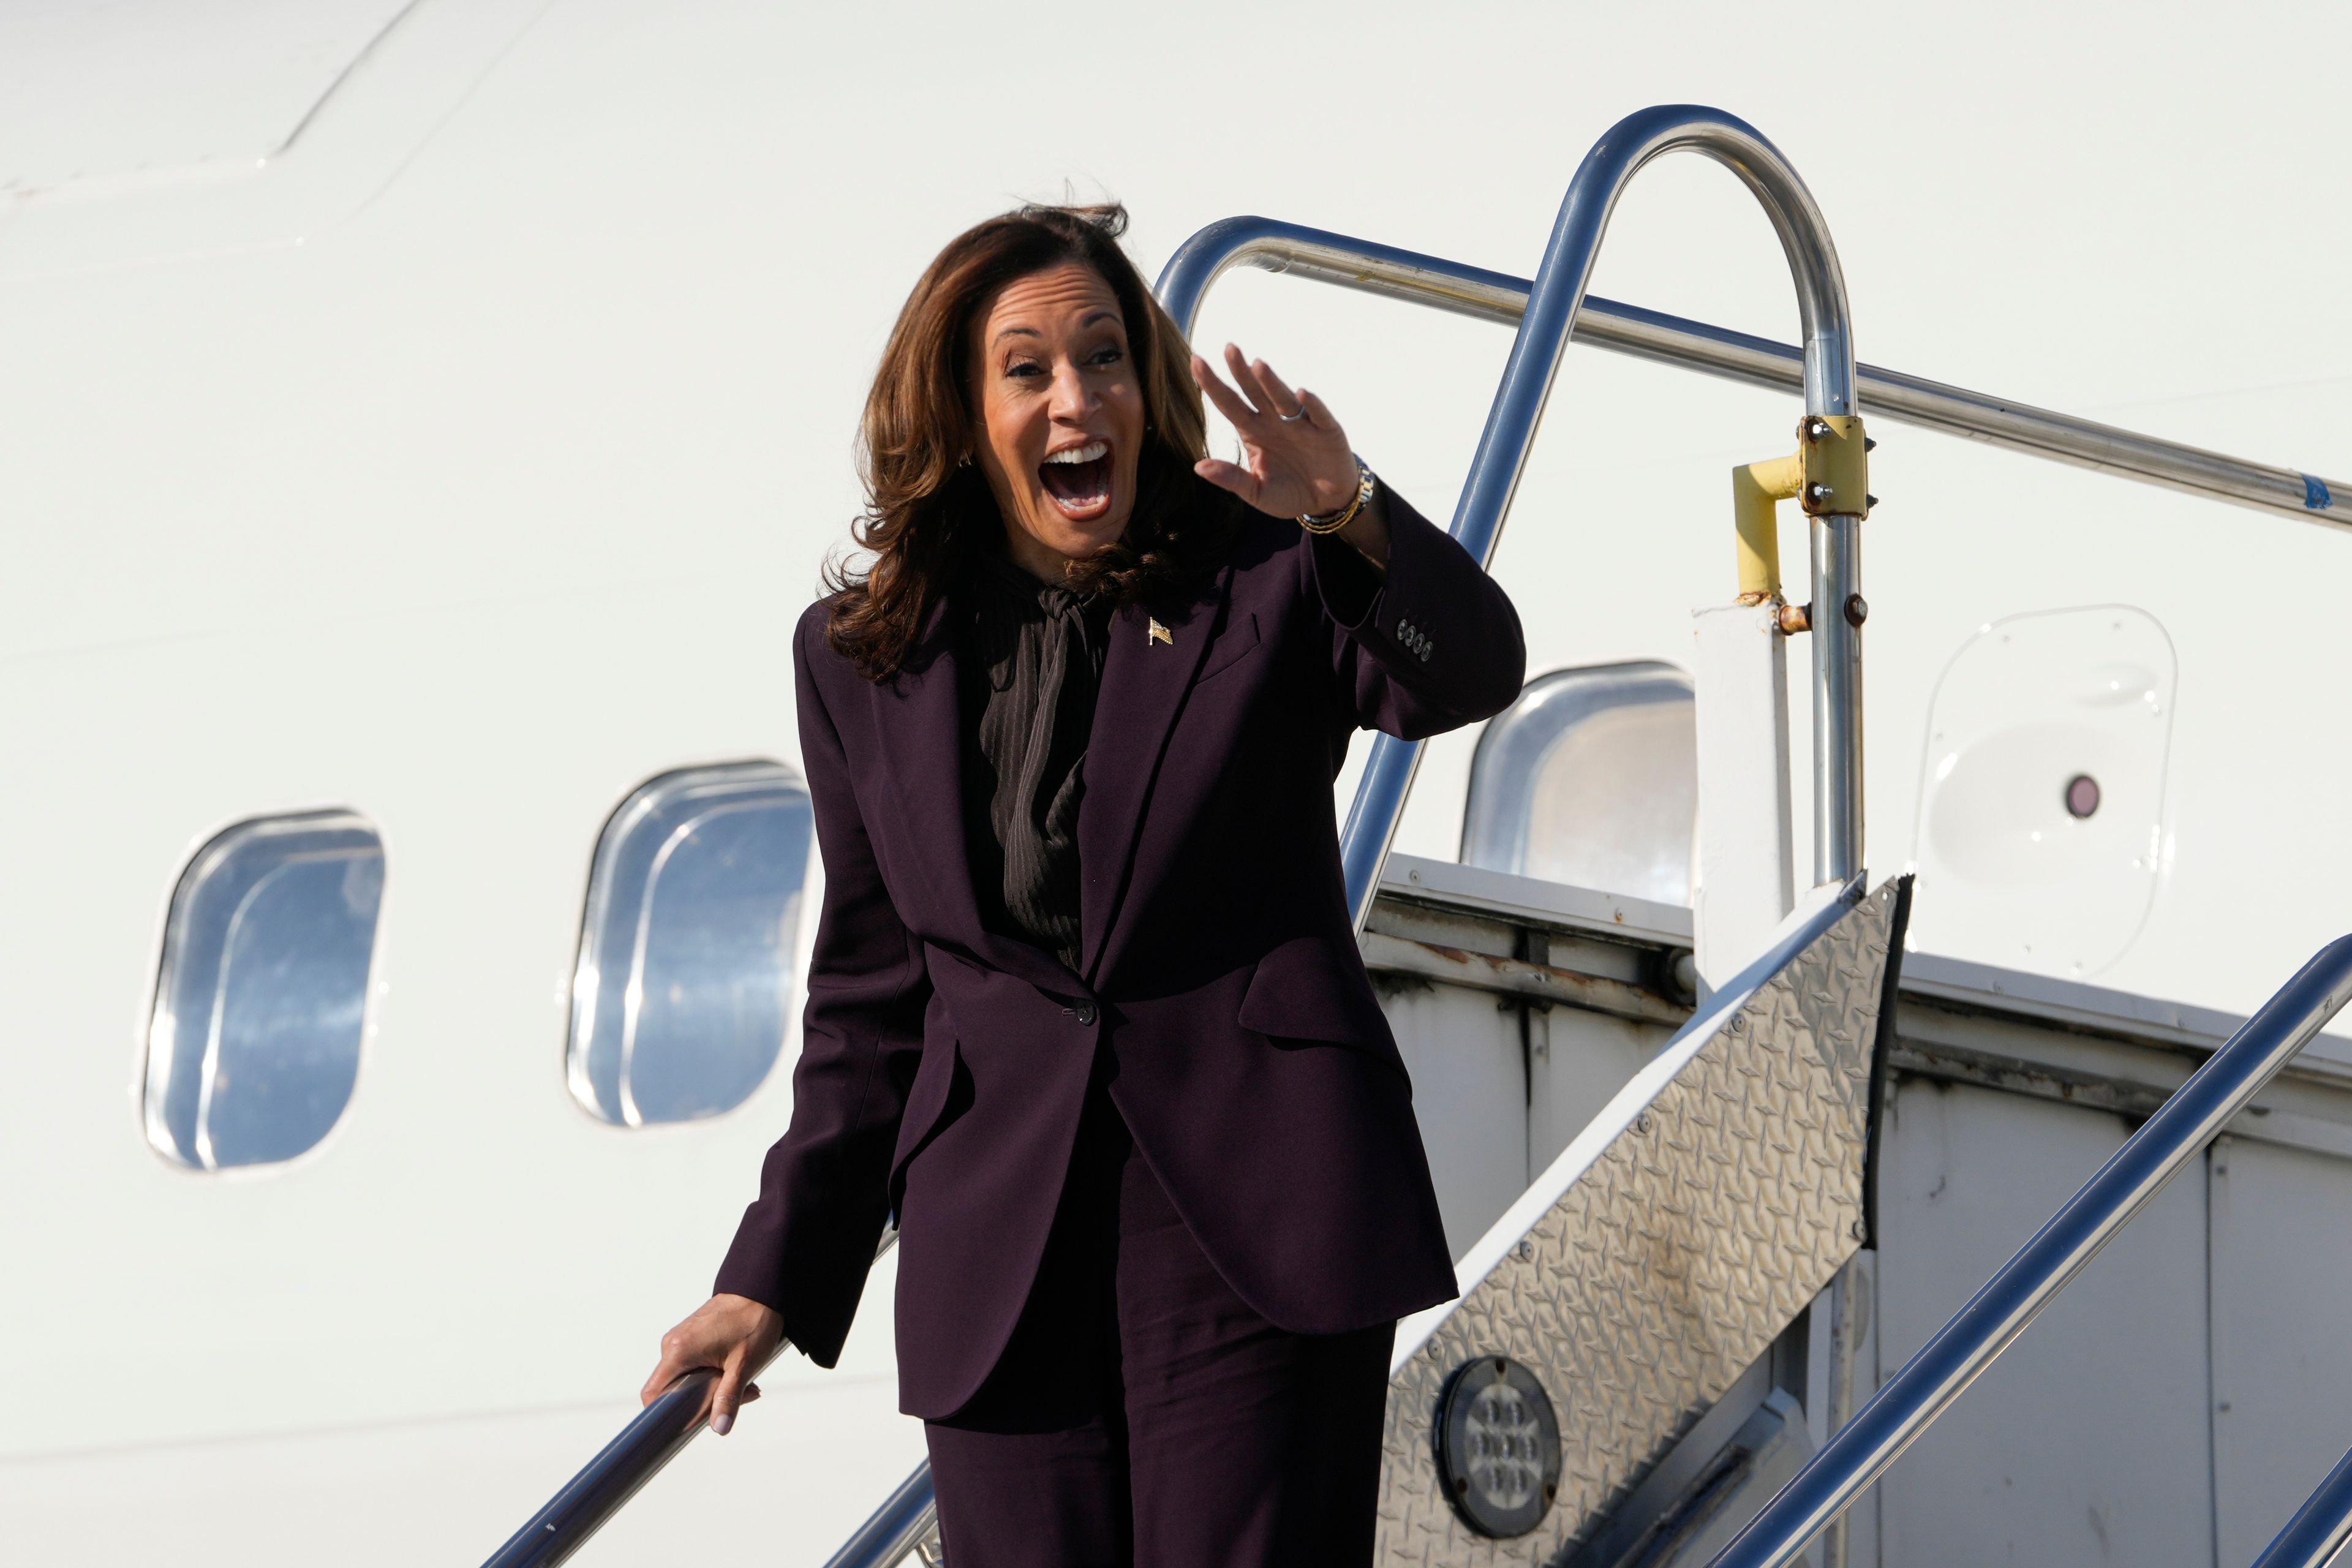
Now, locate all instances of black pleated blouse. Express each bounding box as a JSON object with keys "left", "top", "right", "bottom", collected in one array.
[{"left": 953, "top": 547, "right": 1115, "bottom": 973}]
